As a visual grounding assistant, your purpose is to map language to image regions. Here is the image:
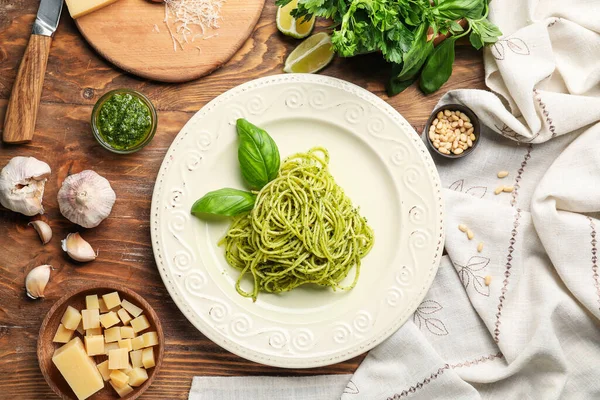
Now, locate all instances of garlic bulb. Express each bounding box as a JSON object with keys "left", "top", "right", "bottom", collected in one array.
[
  {"left": 0, "top": 157, "right": 51, "bottom": 216},
  {"left": 57, "top": 170, "right": 116, "bottom": 228},
  {"left": 29, "top": 220, "right": 52, "bottom": 244},
  {"left": 62, "top": 232, "right": 97, "bottom": 262},
  {"left": 25, "top": 265, "right": 52, "bottom": 299}
]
